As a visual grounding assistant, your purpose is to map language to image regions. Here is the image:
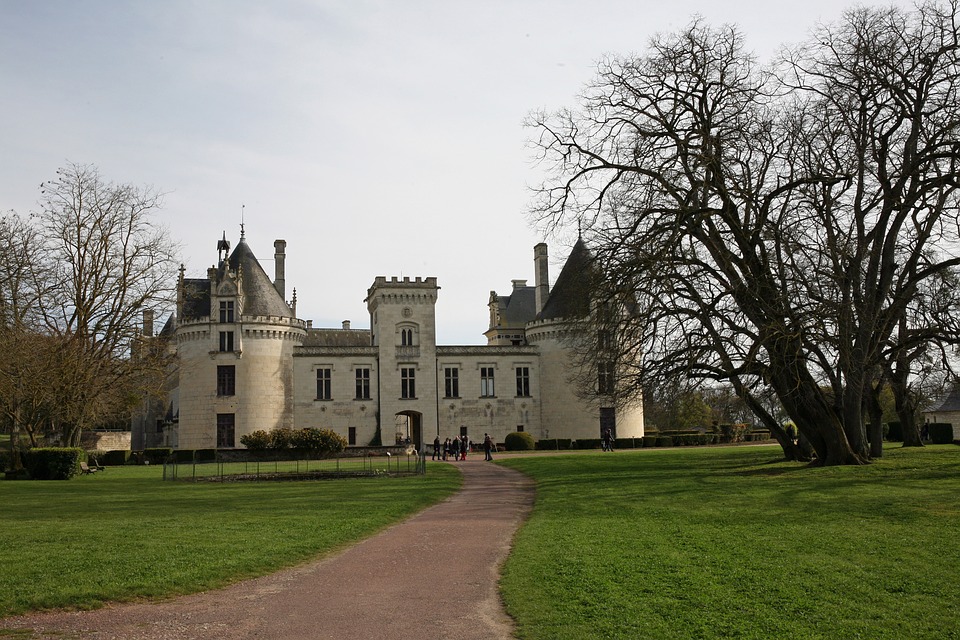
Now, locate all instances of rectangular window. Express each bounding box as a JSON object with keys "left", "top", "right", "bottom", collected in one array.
[
  {"left": 216, "top": 413, "right": 235, "bottom": 448},
  {"left": 516, "top": 366, "right": 530, "bottom": 397},
  {"left": 598, "top": 362, "right": 615, "bottom": 395},
  {"left": 217, "top": 365, "right": 235, "bottom": 396},
  {"left": 401, "top": 367, "right": 416, "bottom": 399},
  {"left": 481, "top": 366, "right": 495, "bottom": 397},
  {"left": 219, "top": 330, "right": 234, "bottom": 352},
  {"left": 444, "top": 367, "right": 459, "bottom": 398},
  {"left": 348, "top": 427, "right": 357, "bottom": 446},
  {"left": 219, "top": 300, "right": 235, "bottom": 323},
  {"left": 355, "top": 368, "right": 371, "bottom": 400},
  {"left": 517, "top": 425, "right": 524, "bottom": 432},
  {"left": 317, "top": 368, "right": 332, "bottom": 400}
]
